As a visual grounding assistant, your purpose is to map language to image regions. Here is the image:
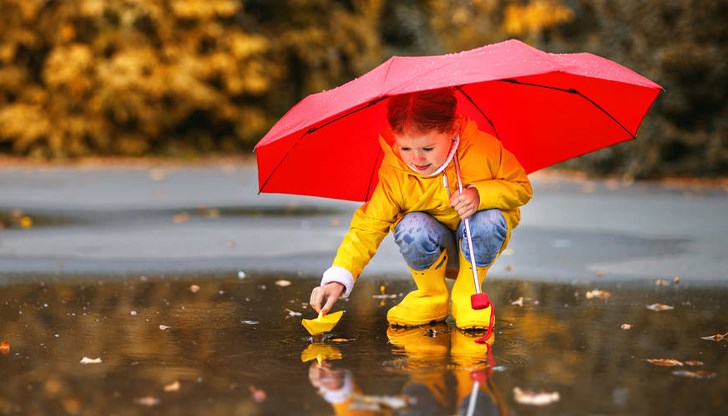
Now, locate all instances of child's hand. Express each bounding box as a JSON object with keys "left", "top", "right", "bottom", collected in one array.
[
  {"left": 450, "top": 187, "right": 480, "bottom": 220},
  {"left": 310, "top": 282, "right": 345, "bottom": 315}
]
